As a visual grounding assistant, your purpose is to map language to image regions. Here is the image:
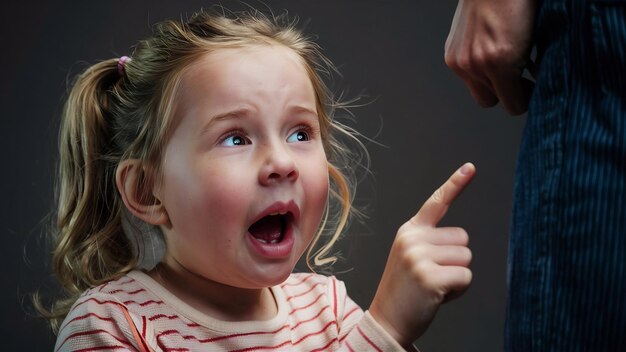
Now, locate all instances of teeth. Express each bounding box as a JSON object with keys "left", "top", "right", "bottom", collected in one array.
[
  {"left": 254, "top": 238, "right": 280, "bottom": 244},
  {"left": 269, "top": 211, "right": 288, "bottom": 216}
]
